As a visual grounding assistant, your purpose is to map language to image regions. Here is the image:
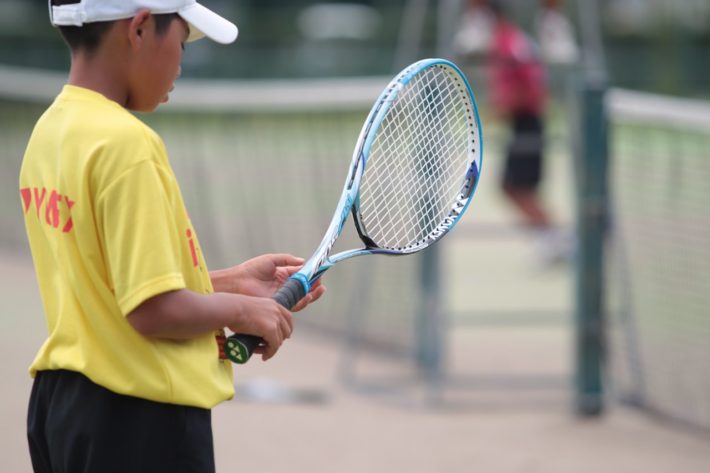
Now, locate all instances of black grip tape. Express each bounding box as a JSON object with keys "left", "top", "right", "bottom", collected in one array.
[
  {"left": 272, "top": 278, "right": 307, "bottom": 310},
  {"left": 225, "top": 278, "right": 307, "bottom": 364}
]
